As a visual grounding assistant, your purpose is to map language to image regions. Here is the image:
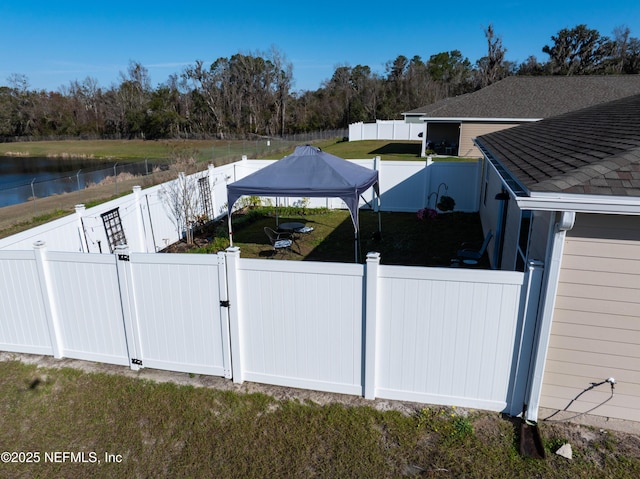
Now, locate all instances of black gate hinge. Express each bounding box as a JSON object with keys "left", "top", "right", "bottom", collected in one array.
[
  {"left": 220, "top": 300, "right": 230, "bottom": 308},
  {"left": 131, "top": 358, "right": 143, "bottom": 366},
  {"left": 118, "top": 254, "right": 130, "bottom": 261}
]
